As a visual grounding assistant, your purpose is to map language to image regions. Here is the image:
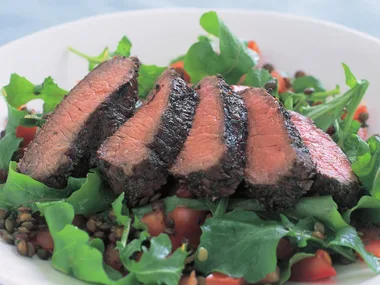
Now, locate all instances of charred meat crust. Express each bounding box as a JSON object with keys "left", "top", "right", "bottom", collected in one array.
[
  {"left": 245, "top": 100, "right": 316, "bottom": 211},
  {"left": 177, "top": 75, "right": 248, "bottom": 198},
  {"left": 99, "top": 70, "right": 199, "bottom": 206},
  {"left": 309, "top": 176, "right": 361, "bottom": 209},
  {"left": 19, "top": 57, "right": 140, "bottom": 188}
]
